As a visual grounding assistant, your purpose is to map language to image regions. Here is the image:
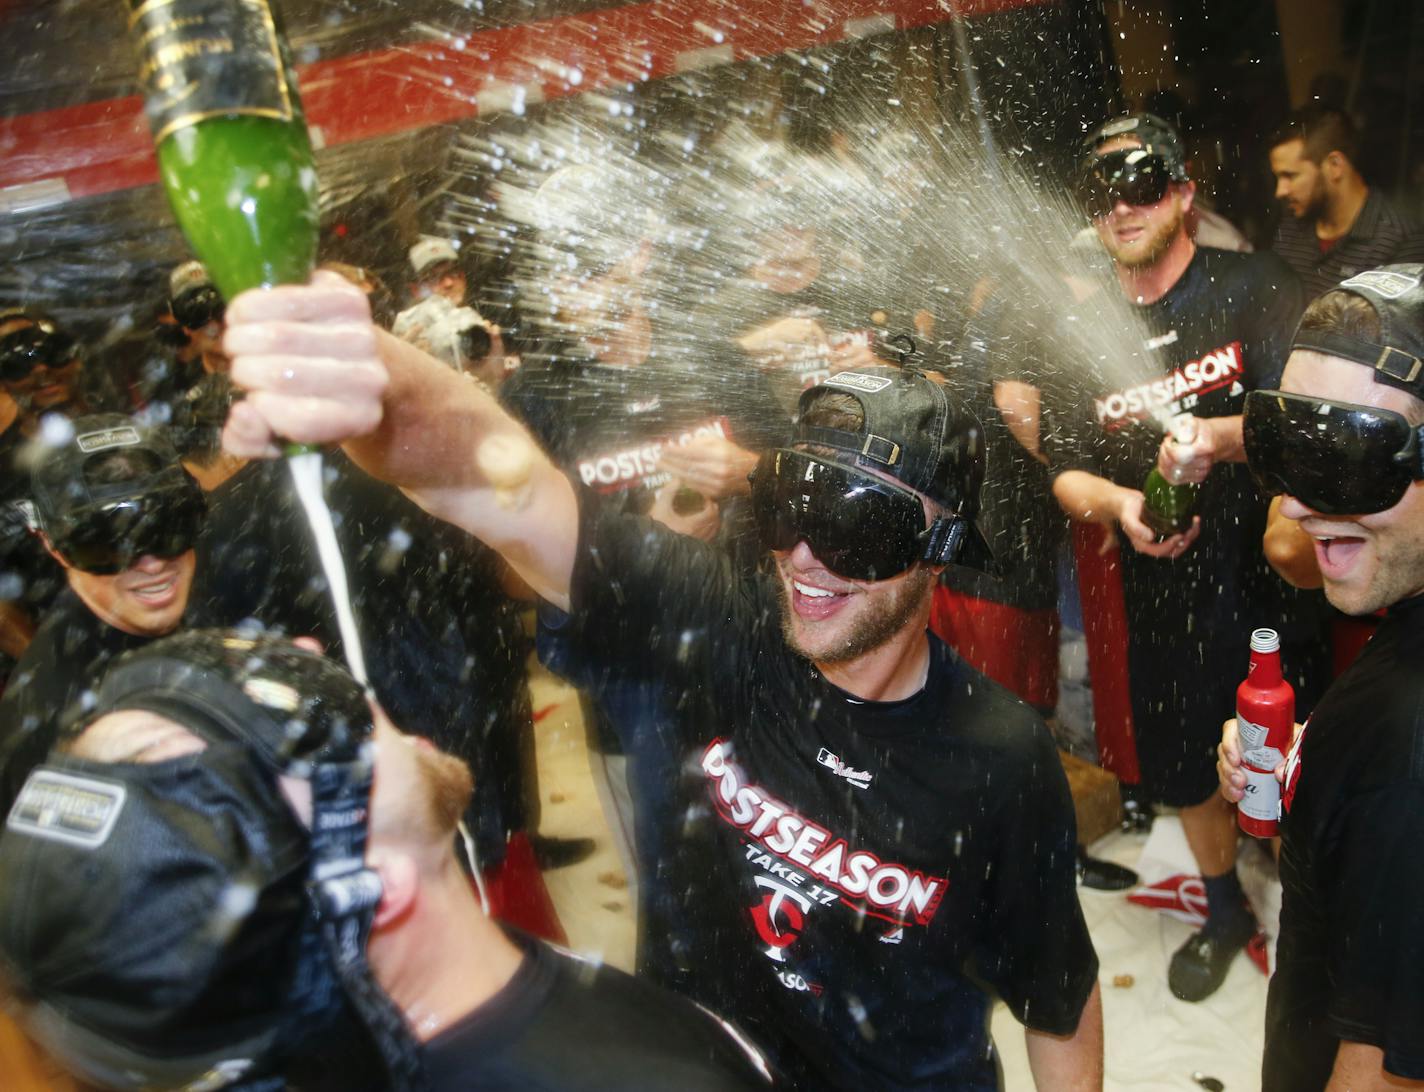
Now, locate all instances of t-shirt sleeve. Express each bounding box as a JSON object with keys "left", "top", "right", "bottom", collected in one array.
[
  {"left": 971, "top": 711, "right": 1099, "bottom": 1034},
  {"left": 567, "top": 490, "right": 755, "bottom": 695},
  {"left": 1323, "top": 782, "right": 1424, "bottom": 1080}
]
